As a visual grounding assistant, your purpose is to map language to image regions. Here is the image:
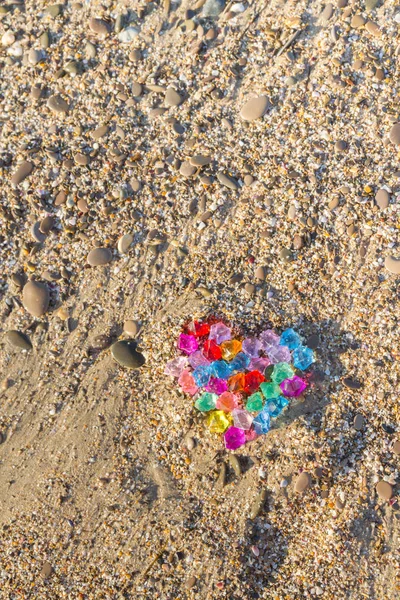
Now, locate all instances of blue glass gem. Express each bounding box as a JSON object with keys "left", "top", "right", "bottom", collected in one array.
[
  {"left": 292, "top": 346, "right": 314, "bottom": 370},
  {"left": 266, "top": 396, "right": 289, "bottom": 418},
  {"left": 280, "top": 328, "right": 301, "bottom": 350},
  {"left": 253, "top": 408, "right": 271, "bottom": 435},
  {"left": 230, "top": 352, "right": 251, "bottom": 372},
  {"left": 192, "top": 364, "right": 211, "bottom": 387},
  {"left": 210, "top": 360, "right": 232, "bottom": 380}
]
